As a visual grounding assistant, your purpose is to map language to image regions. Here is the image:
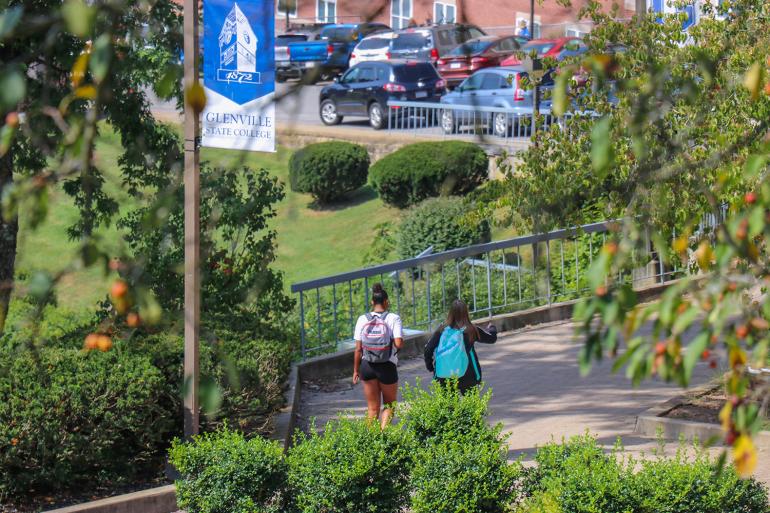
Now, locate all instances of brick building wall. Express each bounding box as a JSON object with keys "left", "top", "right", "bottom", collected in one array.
[{"left": 277, "top": 0, "right": 635, "bottom": 38}]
